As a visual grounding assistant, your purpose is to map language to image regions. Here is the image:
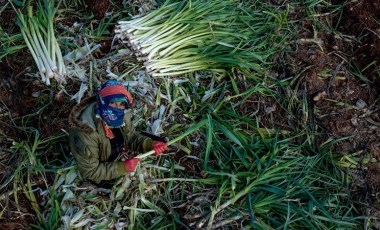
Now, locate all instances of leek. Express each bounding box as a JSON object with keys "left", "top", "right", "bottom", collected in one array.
[
  {"left": 15, "top": 0, "right": 66, "bottom": 85},
  {"left": 115, "top": 0, "right": 284, "bottom": 76},
  {"left": 136, "top": 119, "right": 207, "bottom": 159}
]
